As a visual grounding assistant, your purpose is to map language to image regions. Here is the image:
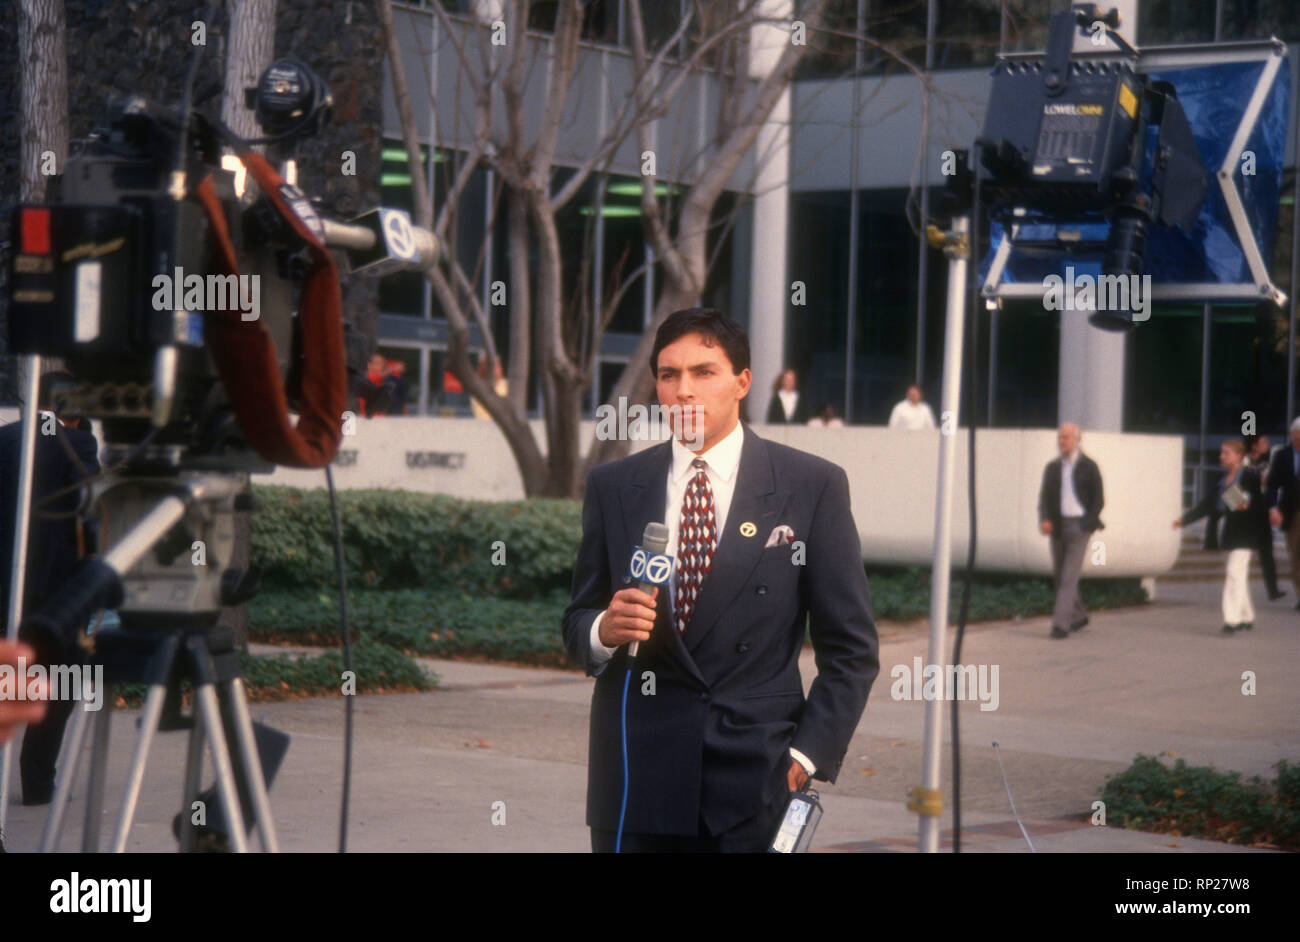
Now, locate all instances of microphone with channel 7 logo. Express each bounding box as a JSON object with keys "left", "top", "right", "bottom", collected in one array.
[{"left": 627, "top": 522, "right": 672, "bottom": 658}]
